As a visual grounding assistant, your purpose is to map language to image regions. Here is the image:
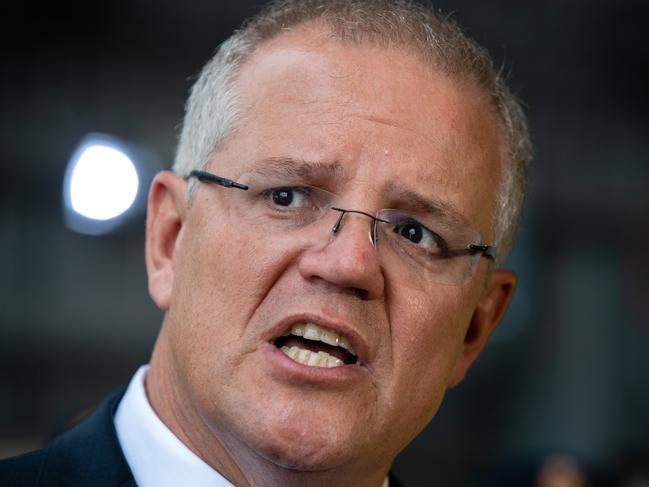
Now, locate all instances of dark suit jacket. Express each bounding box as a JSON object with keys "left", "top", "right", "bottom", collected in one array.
[
  {"left": 0, "top": 390, "right": 404, "bottom": 487},
  {"left": 0, "top": 390, "right": 135, "bottom": 486}
]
